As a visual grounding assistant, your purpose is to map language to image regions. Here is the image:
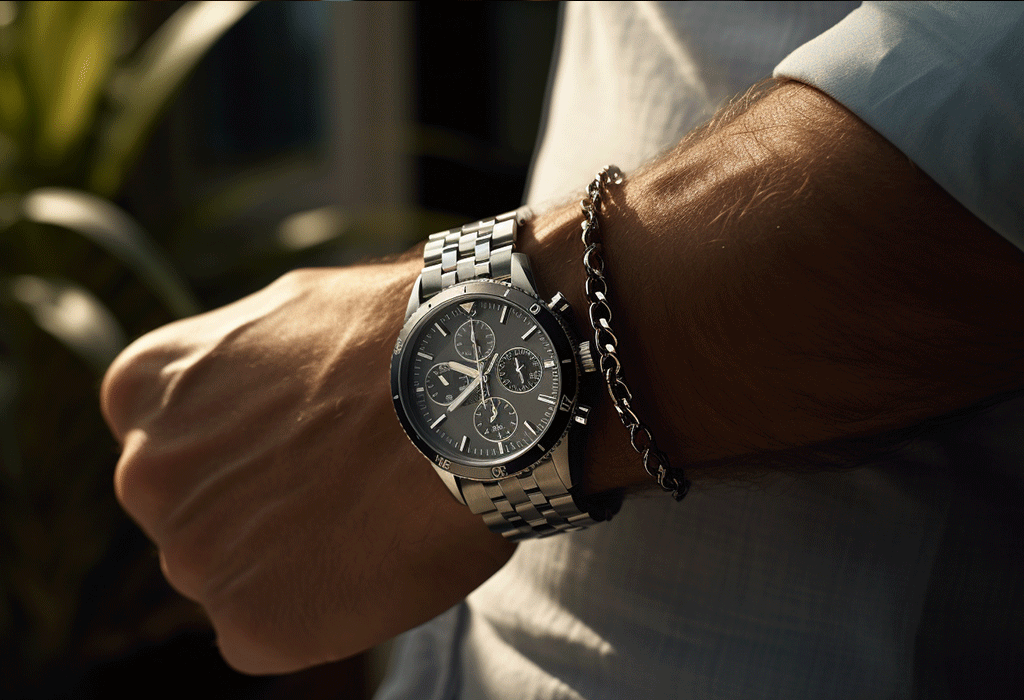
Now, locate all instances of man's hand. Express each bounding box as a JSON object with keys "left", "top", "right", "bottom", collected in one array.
[{"left": 101, "top": 258, "right": 515, "bottom": 675}]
